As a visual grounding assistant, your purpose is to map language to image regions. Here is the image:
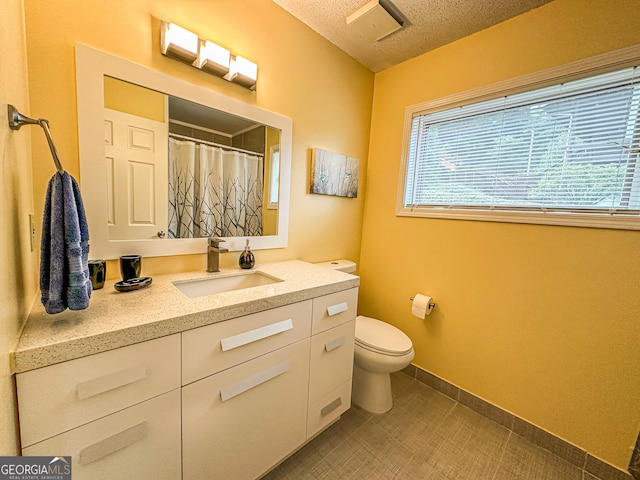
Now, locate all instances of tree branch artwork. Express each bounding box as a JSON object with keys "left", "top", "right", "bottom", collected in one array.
[{"left": 310, "top": 148, "right": 359, "bottom": 198}]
